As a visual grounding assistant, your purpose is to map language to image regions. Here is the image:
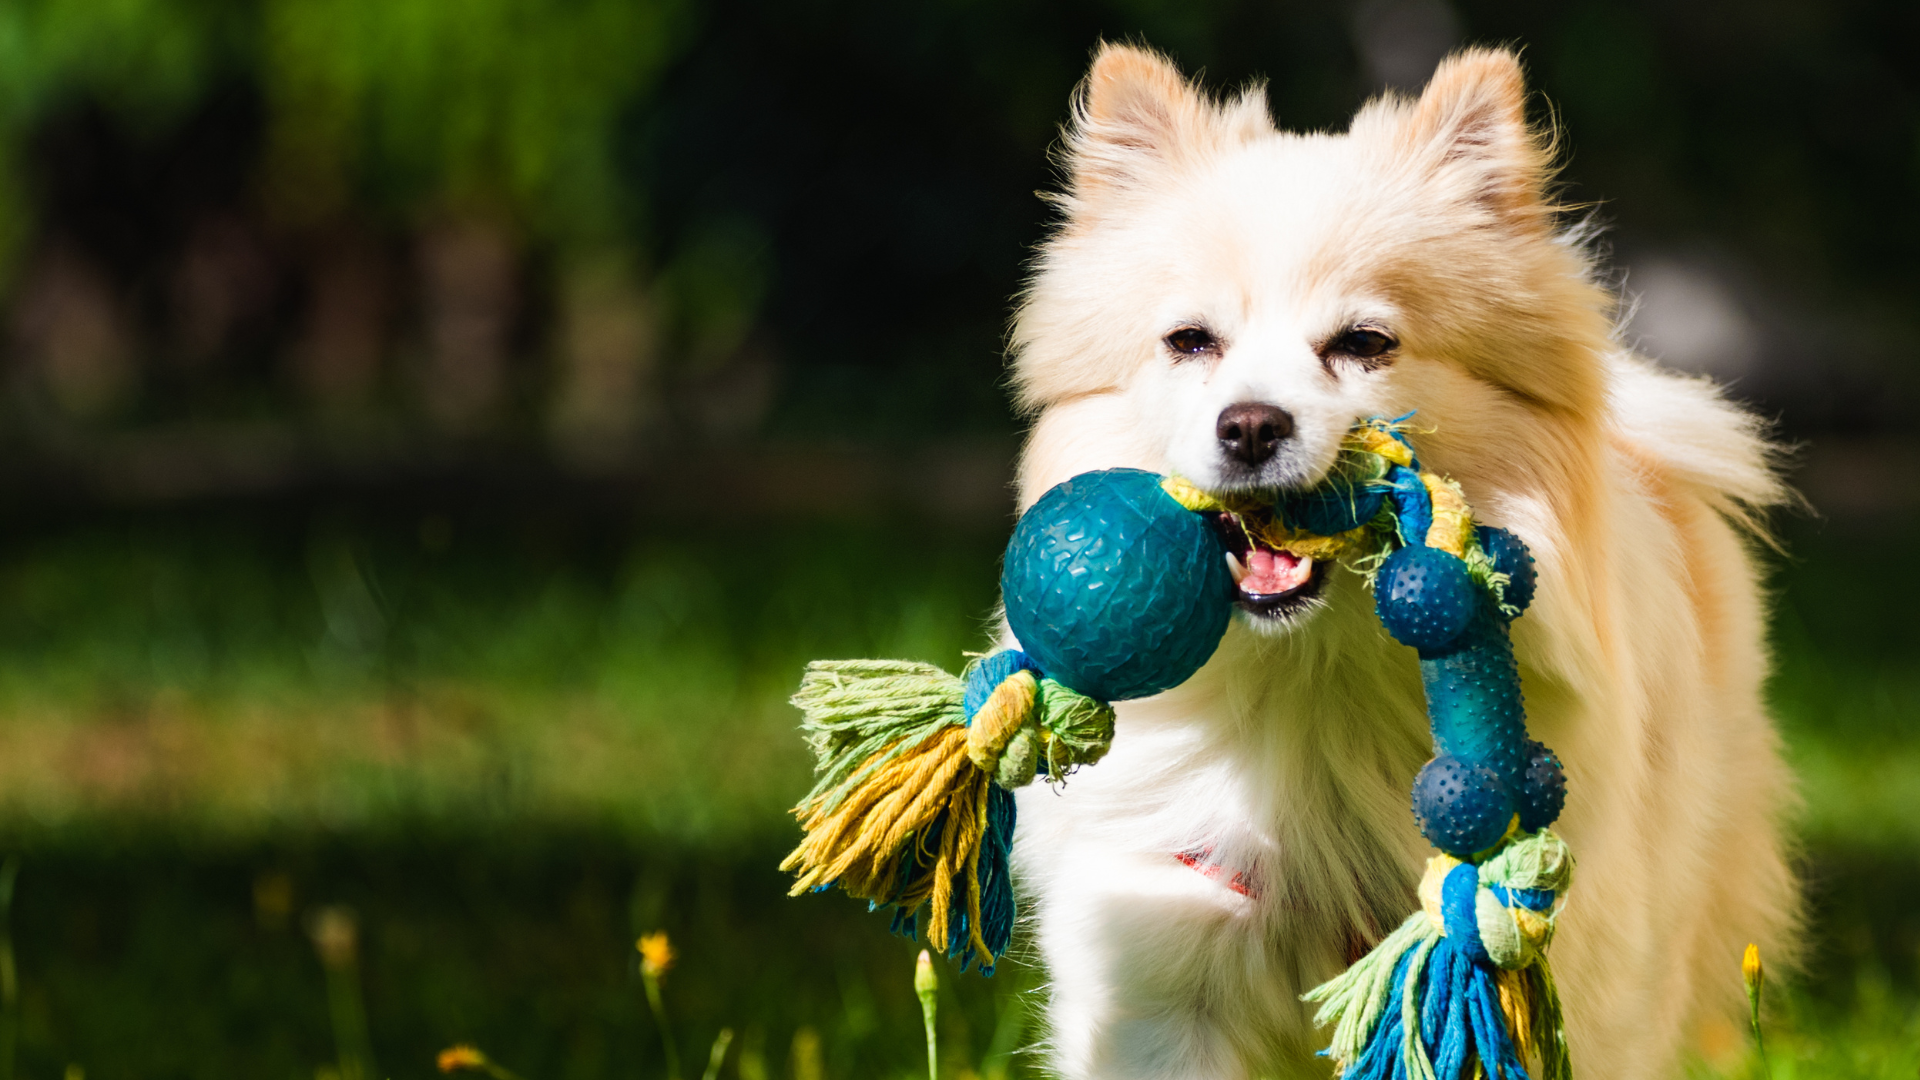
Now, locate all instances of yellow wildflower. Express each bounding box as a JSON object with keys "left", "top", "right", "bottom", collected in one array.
[
  {"left": 638, "top": 930, "right": 676, "bottom": 978},
  {"left": 437, "top": 1045, "right": 486, "bottom": 1073},
  {"left": 1742, "top": 942, "right": 1769, "bottom": 1067}
]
